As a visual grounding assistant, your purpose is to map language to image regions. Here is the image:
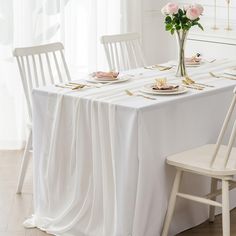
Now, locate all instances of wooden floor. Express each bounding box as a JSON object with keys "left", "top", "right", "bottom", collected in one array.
[
  {"left": 0, "top": 150, "right": 236, "bottom": 236},
  {"left": 0, "top": 150, "right": 52, "bottom": 236}
]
